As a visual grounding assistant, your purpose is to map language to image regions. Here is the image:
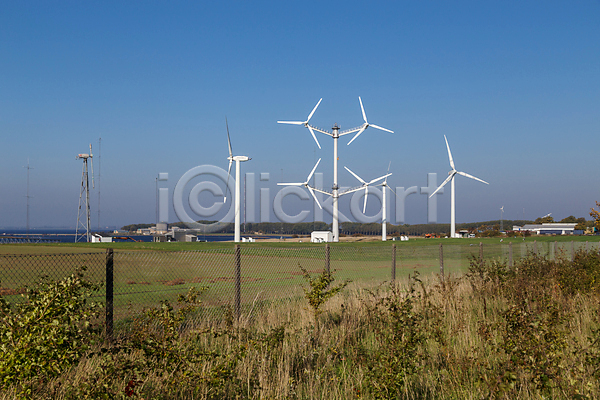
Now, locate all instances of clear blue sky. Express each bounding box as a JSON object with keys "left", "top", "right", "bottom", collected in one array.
[{"left": 1, "top": 1, "right": 599, "bottom": 229}]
